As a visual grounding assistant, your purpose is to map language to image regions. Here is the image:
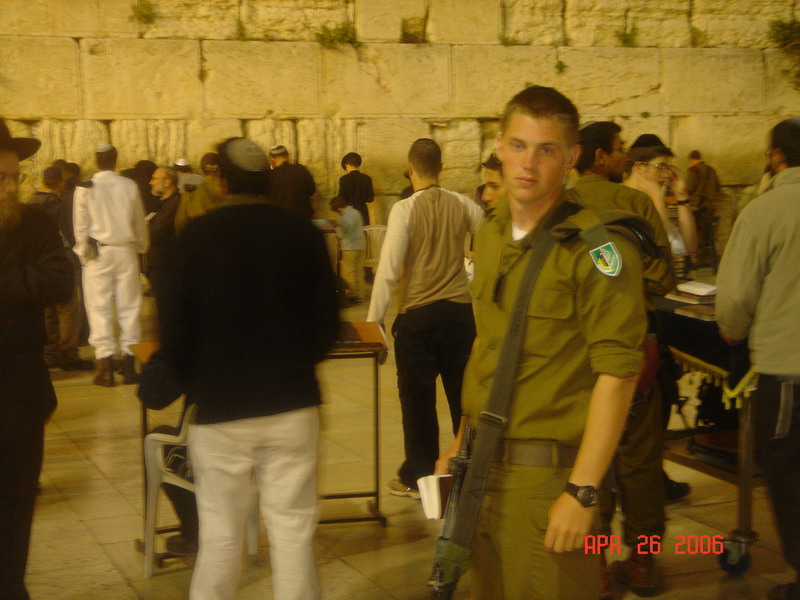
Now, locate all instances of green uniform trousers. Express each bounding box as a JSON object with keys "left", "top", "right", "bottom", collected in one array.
[
  {"left": 469, "top": 461, "right": 600, "bottom": 600},
  {"left": 599, "top": 384, "right": 666, "bottom": 546}
]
